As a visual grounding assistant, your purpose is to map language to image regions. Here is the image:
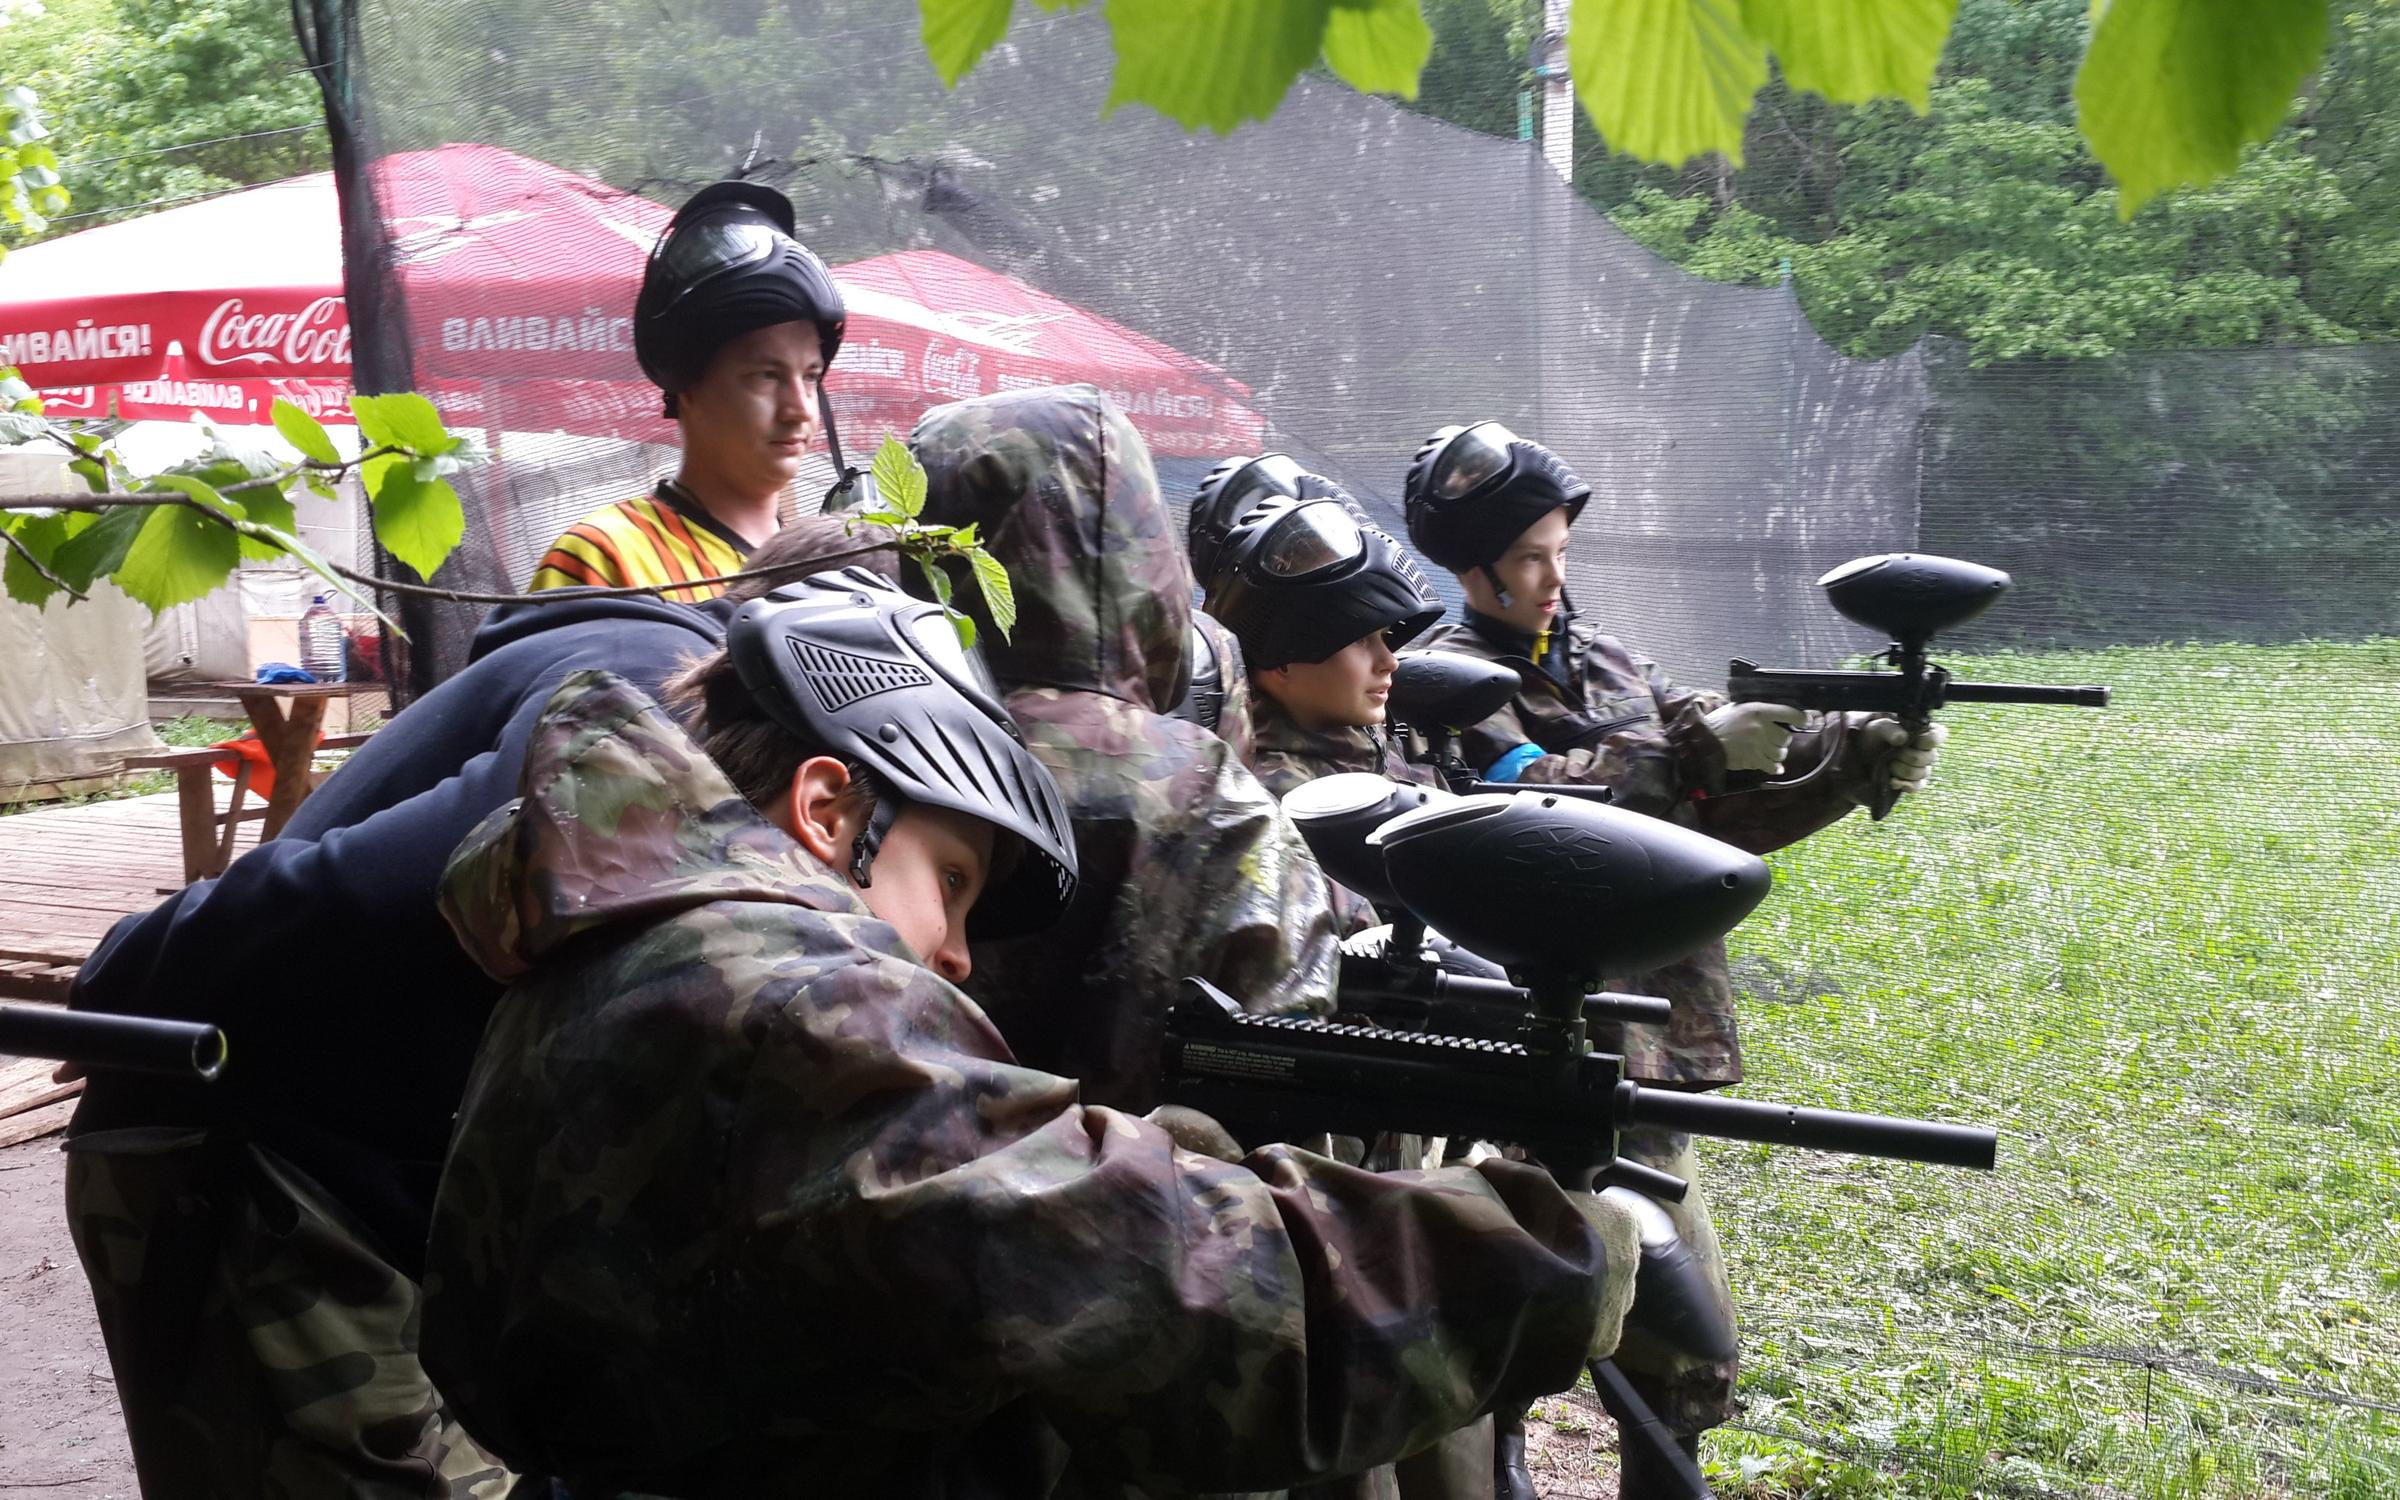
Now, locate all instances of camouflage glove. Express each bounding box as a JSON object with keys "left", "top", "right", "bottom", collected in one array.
[
  {"left": 1850, "top": 715, "right": 1948, "bottom": 796},
  {"left": 1566, "top": 1188, "right": 1643, "bottom": 1359},
  {"left": 1701, "top": 701, "right": 1802, "bottom": 775}
]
